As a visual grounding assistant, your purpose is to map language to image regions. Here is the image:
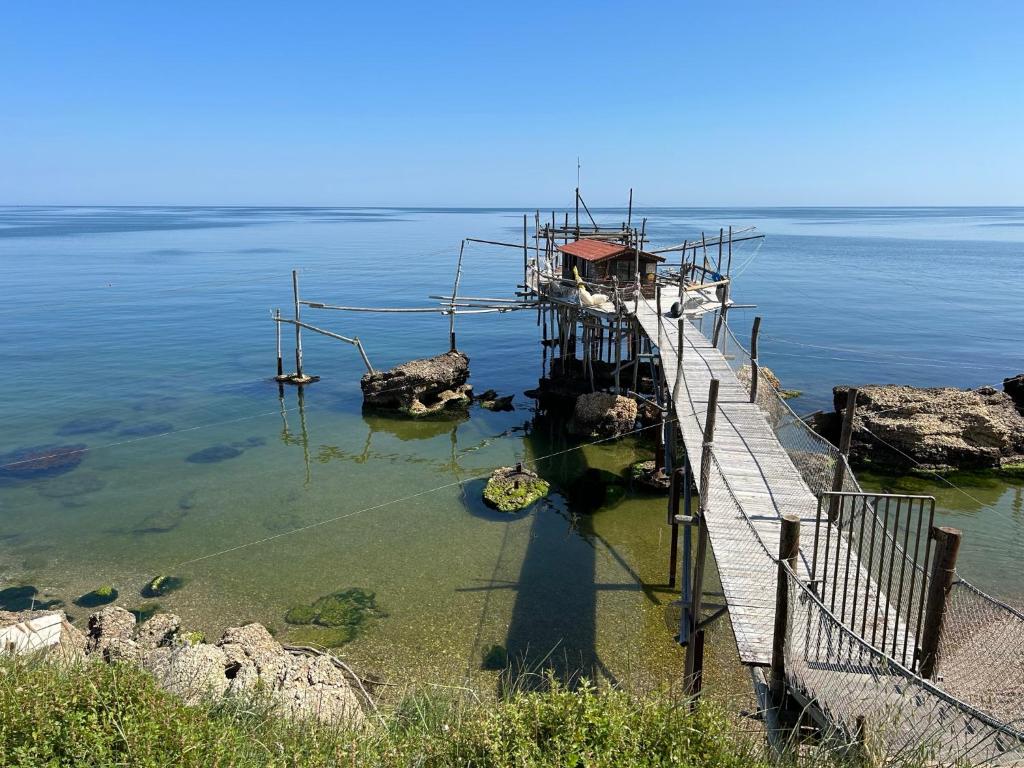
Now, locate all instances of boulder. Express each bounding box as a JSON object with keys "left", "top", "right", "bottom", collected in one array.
[
  {"left": 217, "top": 623, "right": 289, "bottom": 694},
  {"left": 278, "top": 653, "right": 365, "bottom": 724},
  {"left": 360, "top": 351, "right": 472, "bottom": 416},
  {"left": 143, "top": 643, "right": 231, "bottom": 704},
  {"left": 86, "top": 607, "right": 136, "bottom": 657},
  {"left": 1004, "top": 374, "right": 1024, "bottom": 413},
  {"left": 568, "top": 393, "right": 637, "bottom": 439},
  {"left": 630, "top": 460, "right": 671, "bottom": 493},
  {"left": 835, "top": 384, "right": 1024, "bottom": 471},
  {"left": 483, "top": 465, "right": 549, "bottom": 512},
  {"left": 135, "top": 613, "right": 181, "bottom": 651}
]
